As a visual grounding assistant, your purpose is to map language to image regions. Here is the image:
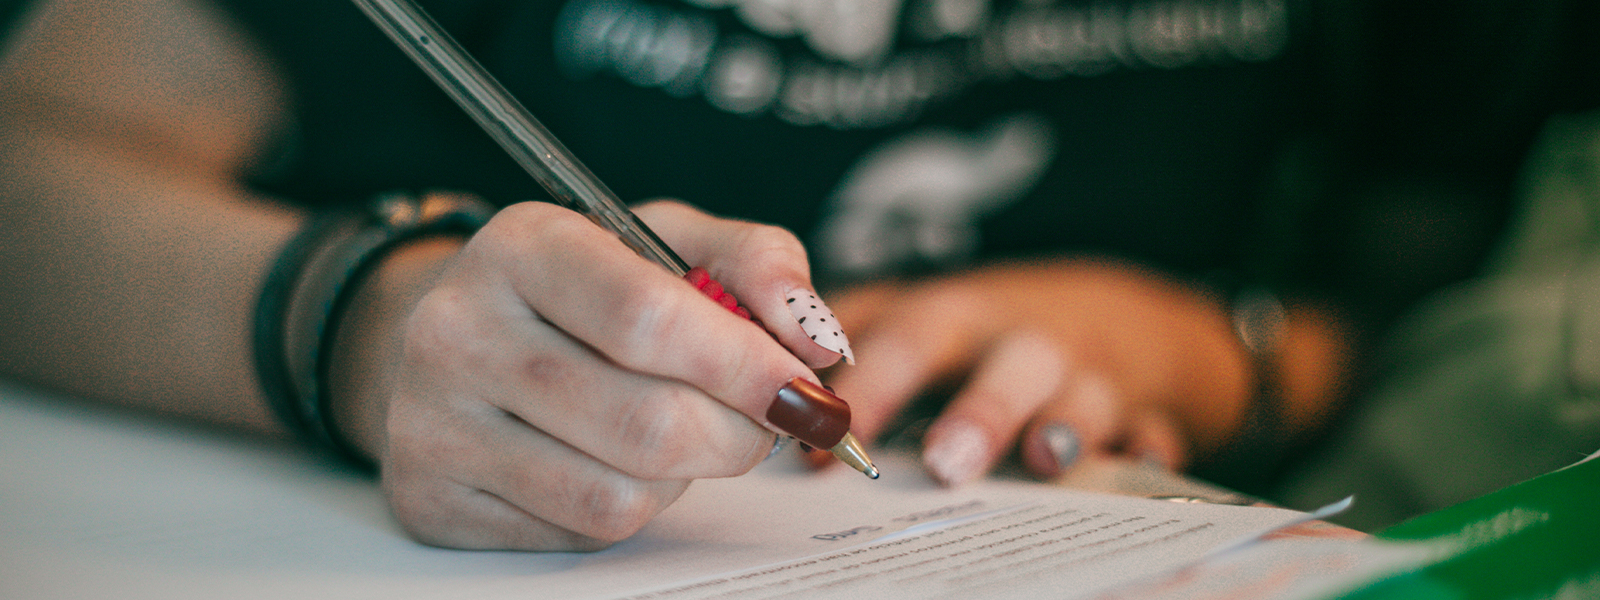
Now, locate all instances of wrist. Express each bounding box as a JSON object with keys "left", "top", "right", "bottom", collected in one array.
[
  {"left": 1270, "top": 302, "right": 1352, "bottom": 438},
  {"left": 1192, "top": 285, "right": 1352, "bottom": 492},
  {"left": 253, "top": 191, "right": 492, "bottom": 467},
  {"left": 324, "top": 235, "right": 464, "bottom": 463}
]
